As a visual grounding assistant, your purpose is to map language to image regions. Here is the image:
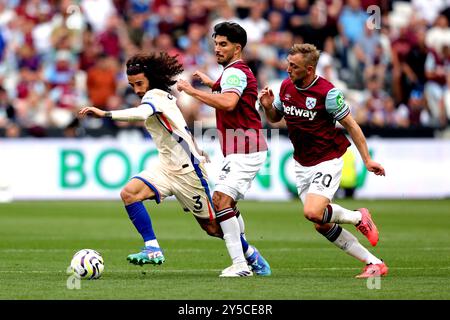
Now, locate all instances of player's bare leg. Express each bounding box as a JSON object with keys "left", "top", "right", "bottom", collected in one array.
[
  {"left": 303, "top": 193, "right": 386, "bottom": 278},
  {"left": 195, "top": 217, "right": 223, "bottom": 238},
  {"left": 121, "top": 178, "right": 165, "bottom": 266}
]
